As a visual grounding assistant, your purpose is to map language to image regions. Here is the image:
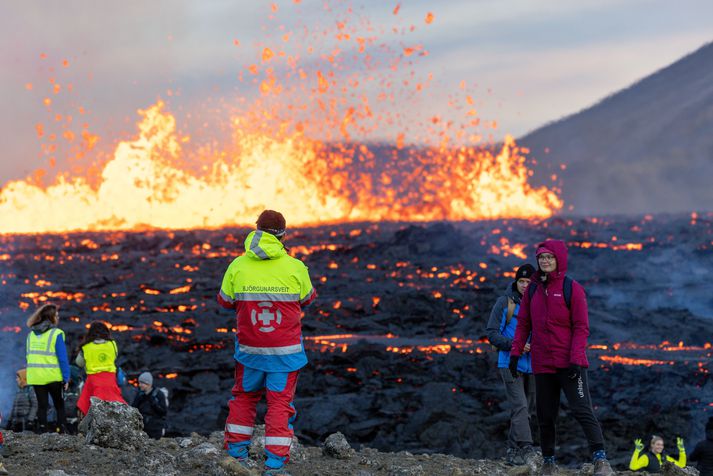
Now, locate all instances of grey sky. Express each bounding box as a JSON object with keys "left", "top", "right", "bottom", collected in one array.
[{"left": 1, "top": 0, "right": 711, "bottom": 184}]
